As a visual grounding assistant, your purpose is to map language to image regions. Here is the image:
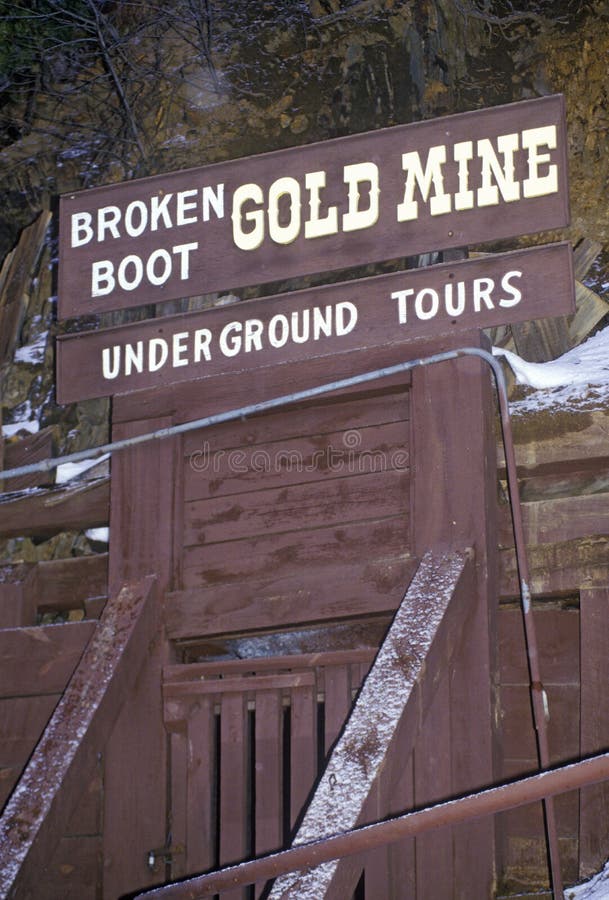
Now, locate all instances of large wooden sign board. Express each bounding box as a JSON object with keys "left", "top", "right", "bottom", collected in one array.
[
  {"left": 57, "top": 95, "right": 568, "bottom": 320},
  {"left": 56, "top": 242, "right": 574, "bottom": 403}
]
